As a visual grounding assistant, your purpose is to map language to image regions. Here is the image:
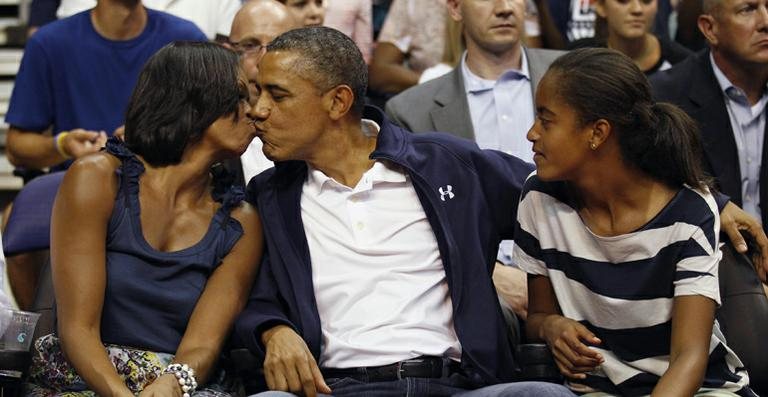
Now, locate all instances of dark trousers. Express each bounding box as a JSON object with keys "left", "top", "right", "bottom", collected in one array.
[{"left": 253, "top": 375, "right": 576, "bottom": 396}]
